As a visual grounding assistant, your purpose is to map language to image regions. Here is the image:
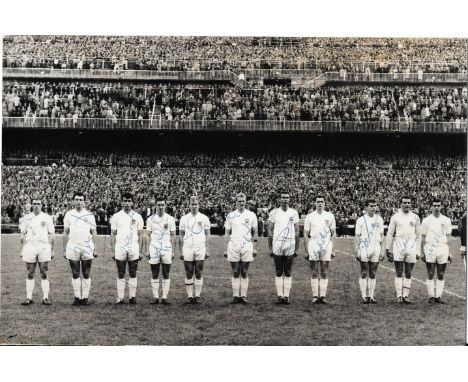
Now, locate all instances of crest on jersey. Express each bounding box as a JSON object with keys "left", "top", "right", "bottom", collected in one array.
[
  {"left": 244, "top": 219, "right": 250, "bottom": 224},
  {"left": 410, "top": 222, "right": 414, "bottom": 227},
  {"left": 164, "top": 224, "right": 168, "bottom": 229},
  {"left": 198, "top": 221, "right": 203, "bottom": 227},
  {"left": 41, "top": 221, "right": 45, "bottom": 226},
  {"left": 131, "top": 219, "right": 136, "bottom": 225},
  {"left": 325, "top": 220, "right": 330, "bottom": 225},
  {"left": 289, "top": 217, "right": 294, "bottom": 222},
  {"left": 84, "top": 218, "right": 88, "bottom": 222}
]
